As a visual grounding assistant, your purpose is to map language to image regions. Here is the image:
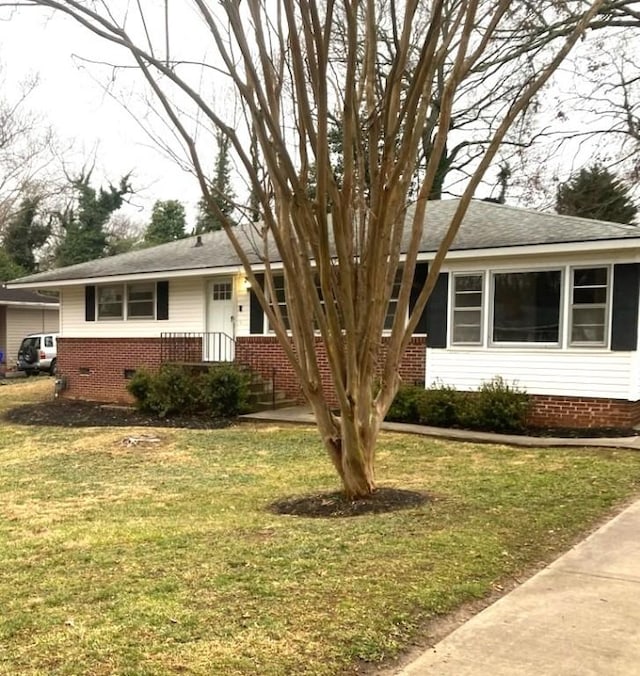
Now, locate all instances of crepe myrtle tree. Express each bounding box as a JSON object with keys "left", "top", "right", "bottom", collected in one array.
[{"left": 7, "top": 0, "right": 612, "bottom": 498}]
